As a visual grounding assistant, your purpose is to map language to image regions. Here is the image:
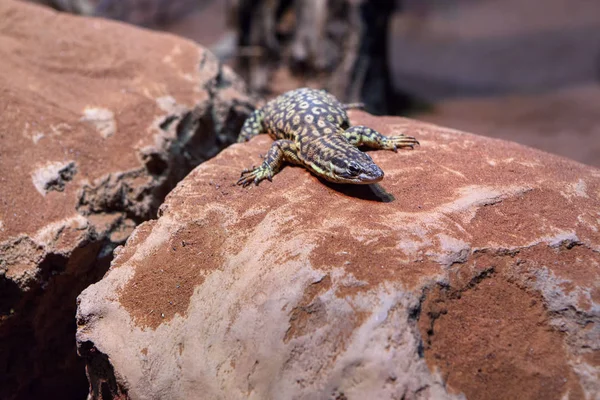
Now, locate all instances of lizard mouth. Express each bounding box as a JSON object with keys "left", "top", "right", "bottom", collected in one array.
[{"left": 356, "top": 164, "right": 384, "bottom": 184}]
